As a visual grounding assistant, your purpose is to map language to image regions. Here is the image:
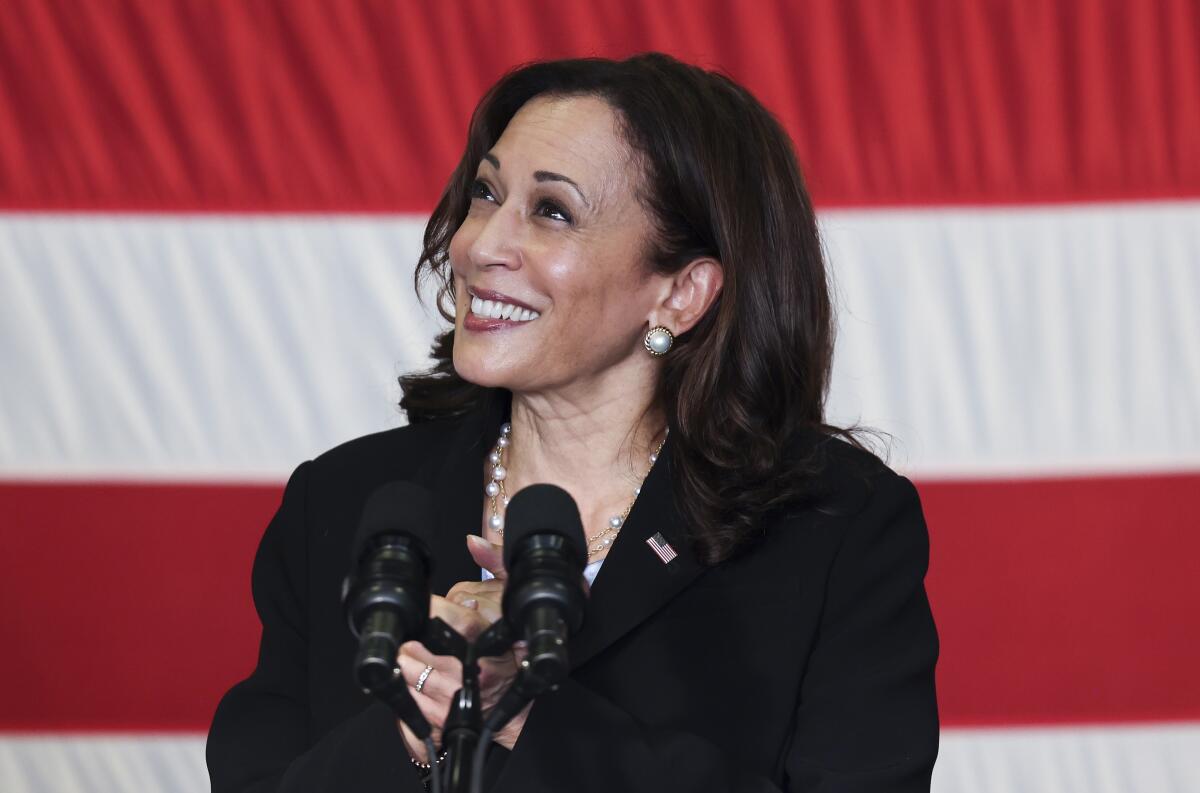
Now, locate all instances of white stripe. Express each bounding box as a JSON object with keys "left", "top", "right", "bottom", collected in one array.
[
  {"left": 0, "top": 214, "right": 441, "bottom": 479},
  {"left": 821, "top": 201, "right": 1200, "bottom": 478},
  {"left": 1, "top": 724, "right": 1197, "bottom": 792},
  {"left": 1, "top": 203, "right": 1197, "bottom": 479},
  {"left": 0, "top": 735, "right": 208, "bottom": 793},
  {"left": 935, "top": 722, "right": 1200, "bottom": 793}
]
